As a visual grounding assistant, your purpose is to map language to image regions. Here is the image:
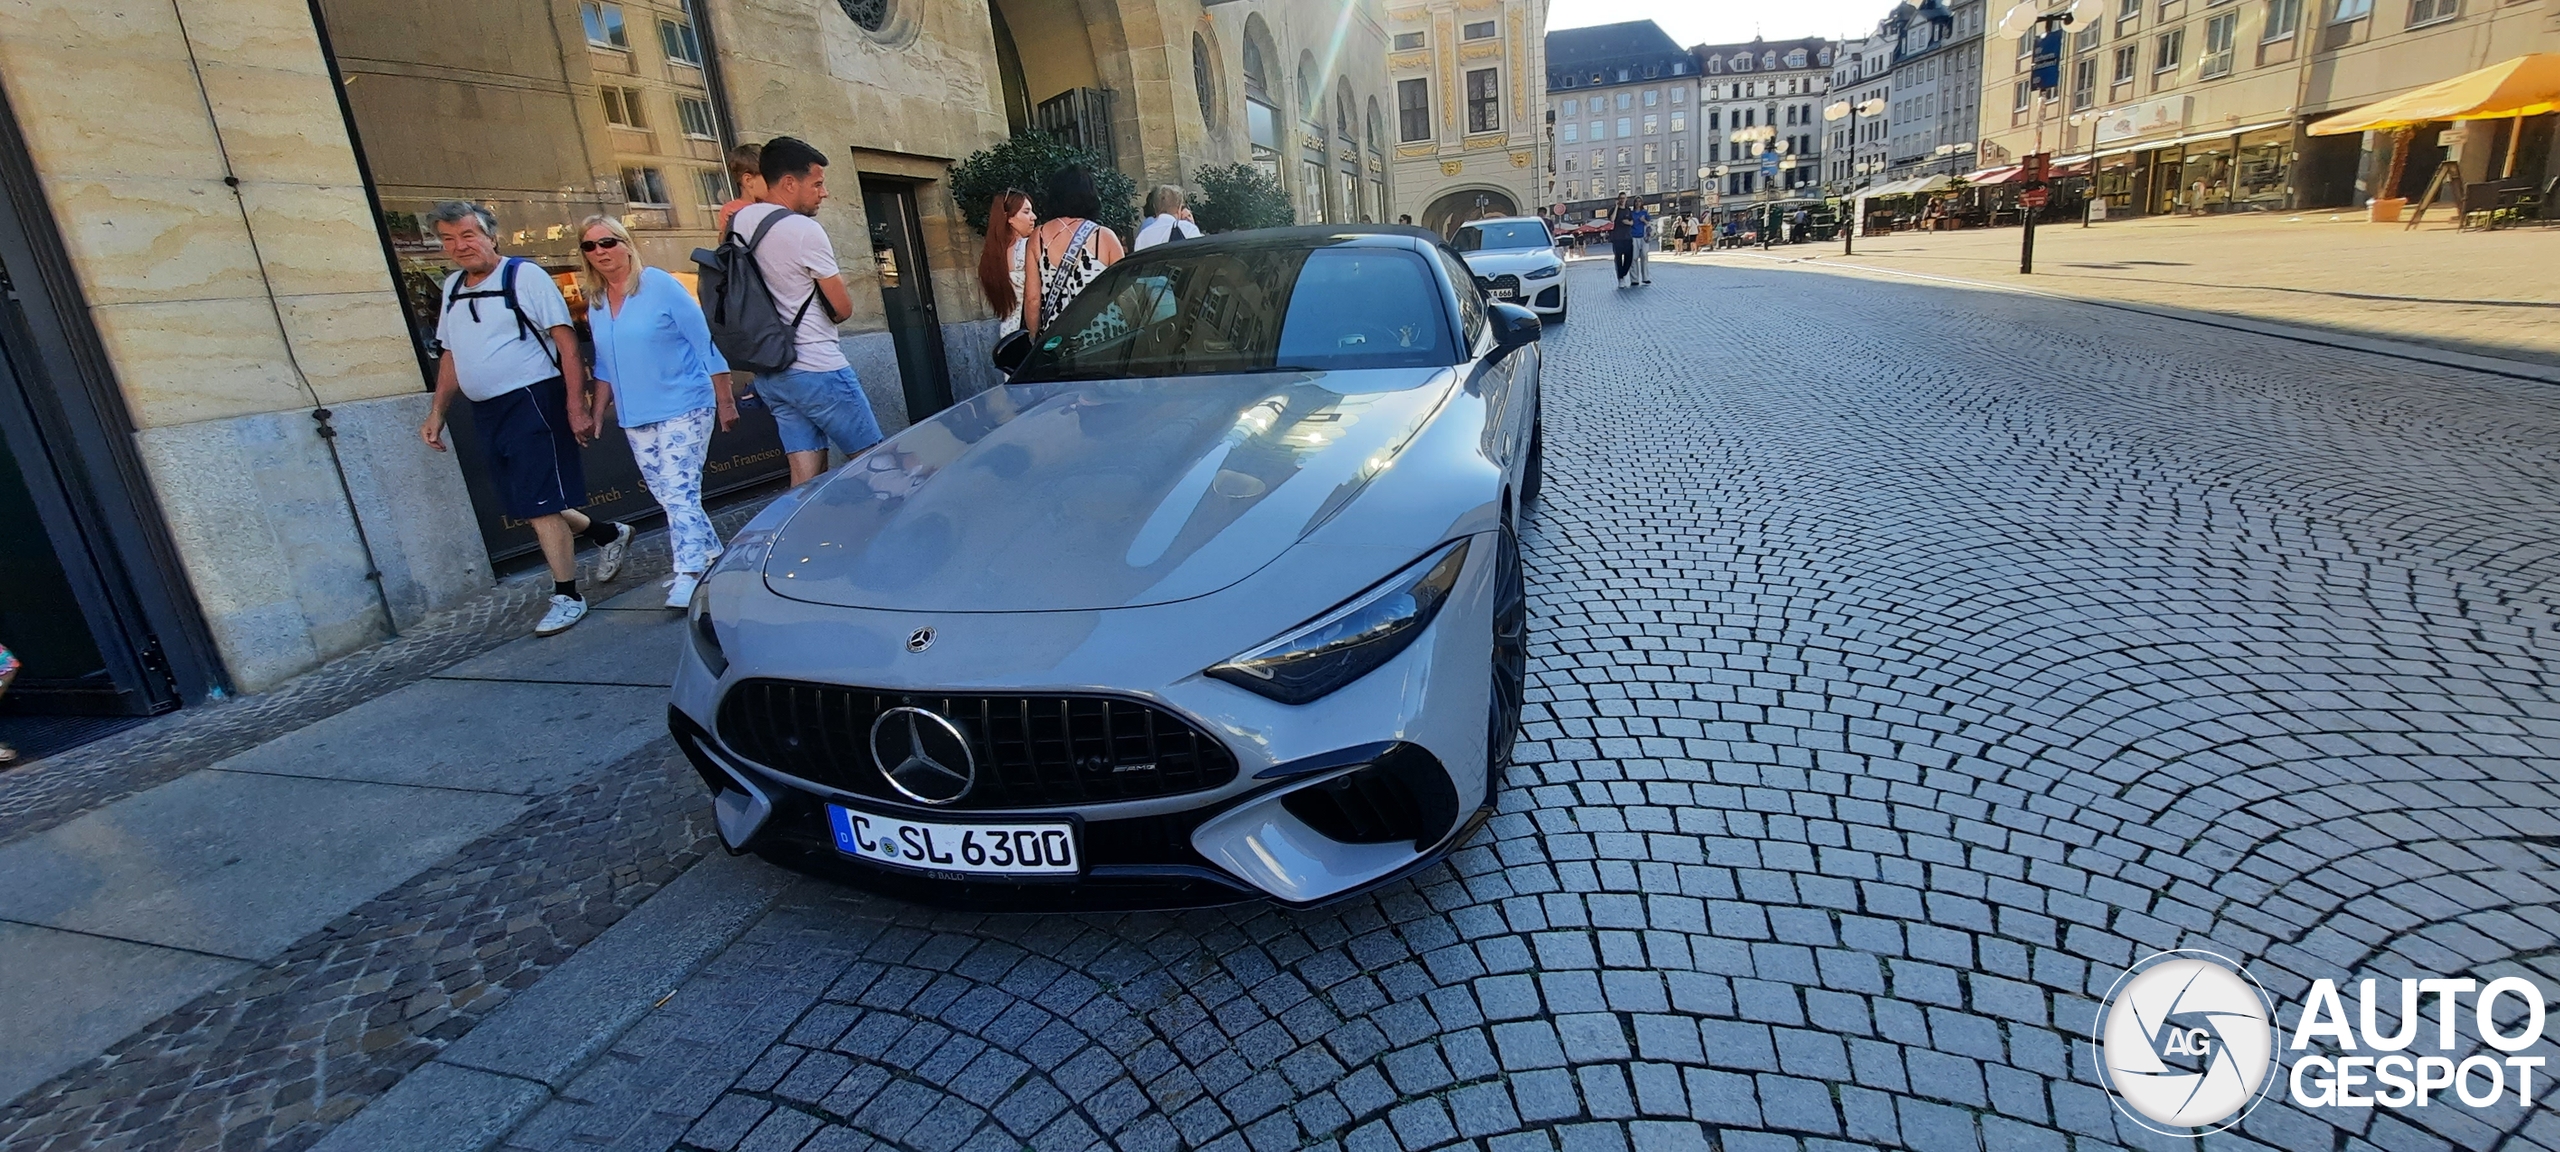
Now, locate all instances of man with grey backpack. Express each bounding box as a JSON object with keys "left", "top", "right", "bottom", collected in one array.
[{"left": 697, "top": 137, "right": 882, "bottom": 485}]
